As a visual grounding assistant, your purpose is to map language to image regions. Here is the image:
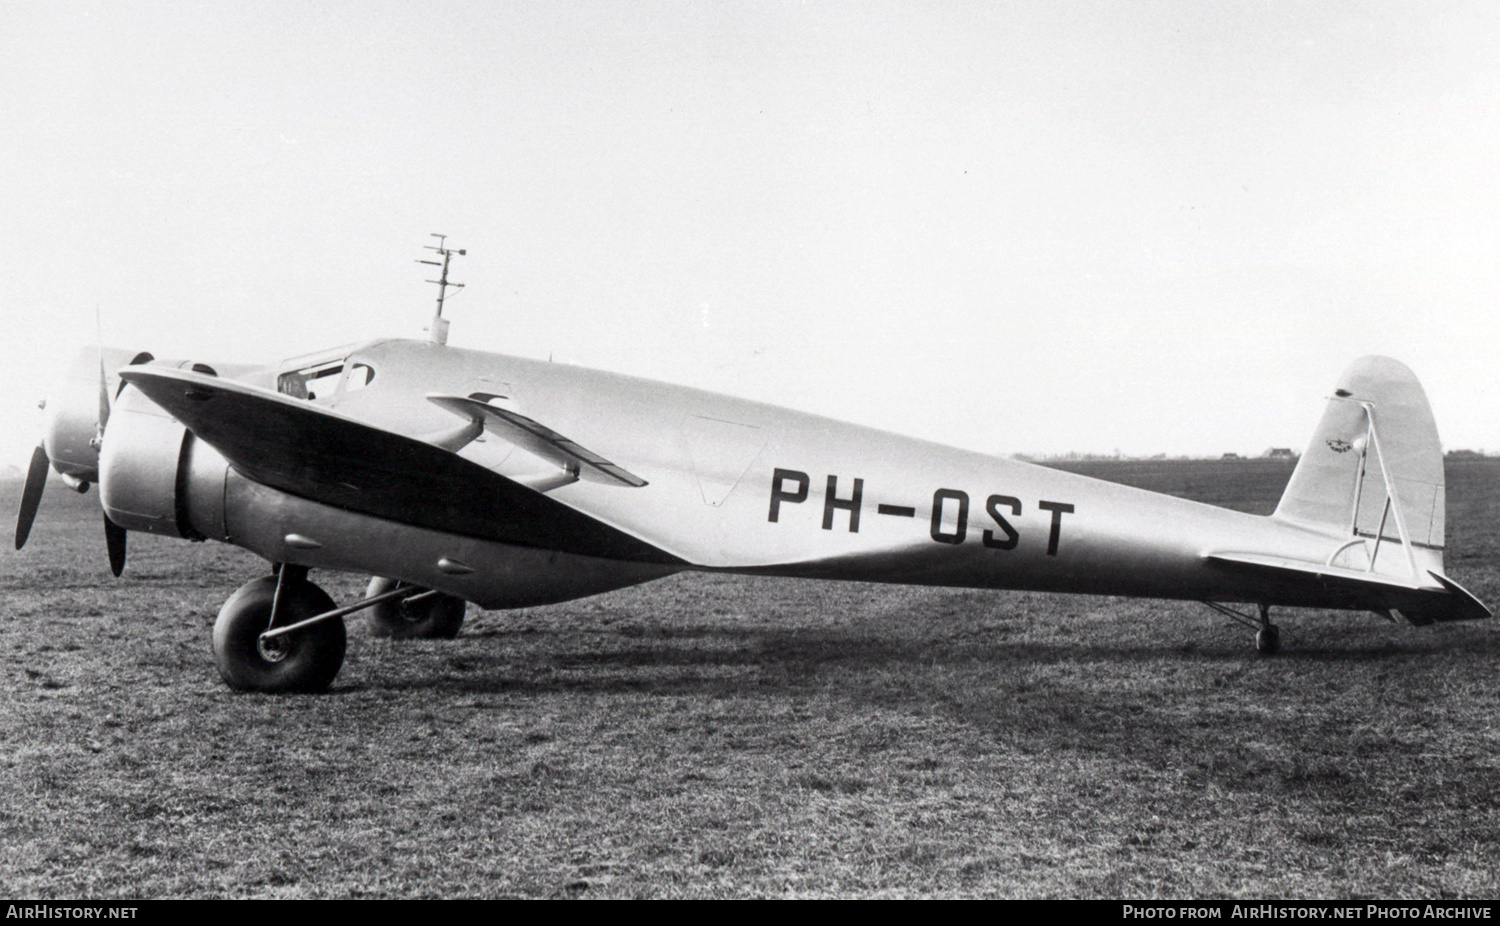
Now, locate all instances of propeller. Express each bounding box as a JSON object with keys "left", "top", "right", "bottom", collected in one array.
[
  {"left": 92, "top": 323, "right": 127, "bottom": 573},
  {"left": 94, "top": 308, "right": 110, "bottom": 445},
  {"left": 14, "top": 444, "right": 50, "bottom": 550},
  {"left": 11, "top": 344, "right": 148, "bottom": 574},
  {"left": 103, "top": 513, "right": 127, "bottom": 578}
]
